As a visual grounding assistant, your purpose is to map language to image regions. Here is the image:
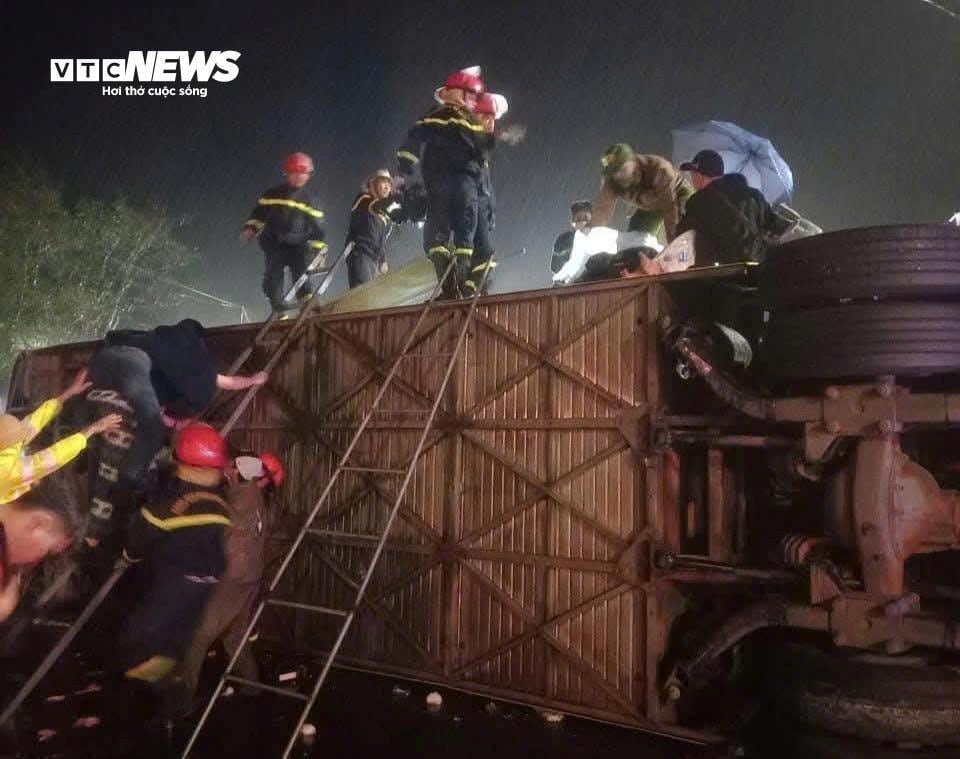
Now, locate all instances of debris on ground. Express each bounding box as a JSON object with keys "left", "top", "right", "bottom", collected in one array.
[
  {"left": 426, "top": 691, "right": 443, "bottom": 709},
  {"left": 301, "top": 723, "right": 316, "bottom": 748}
]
